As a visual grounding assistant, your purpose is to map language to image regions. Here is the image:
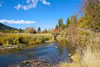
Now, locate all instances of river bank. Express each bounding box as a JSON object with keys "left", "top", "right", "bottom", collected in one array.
[
  {"left": 56, "top": 28, "right": 100, "bottom": 67},
  {"left": 0, "top": 40, "right": 54, "bottom": 50},
  {"left": 0, "top": 33, "right": 54, "bottom": 50}
]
